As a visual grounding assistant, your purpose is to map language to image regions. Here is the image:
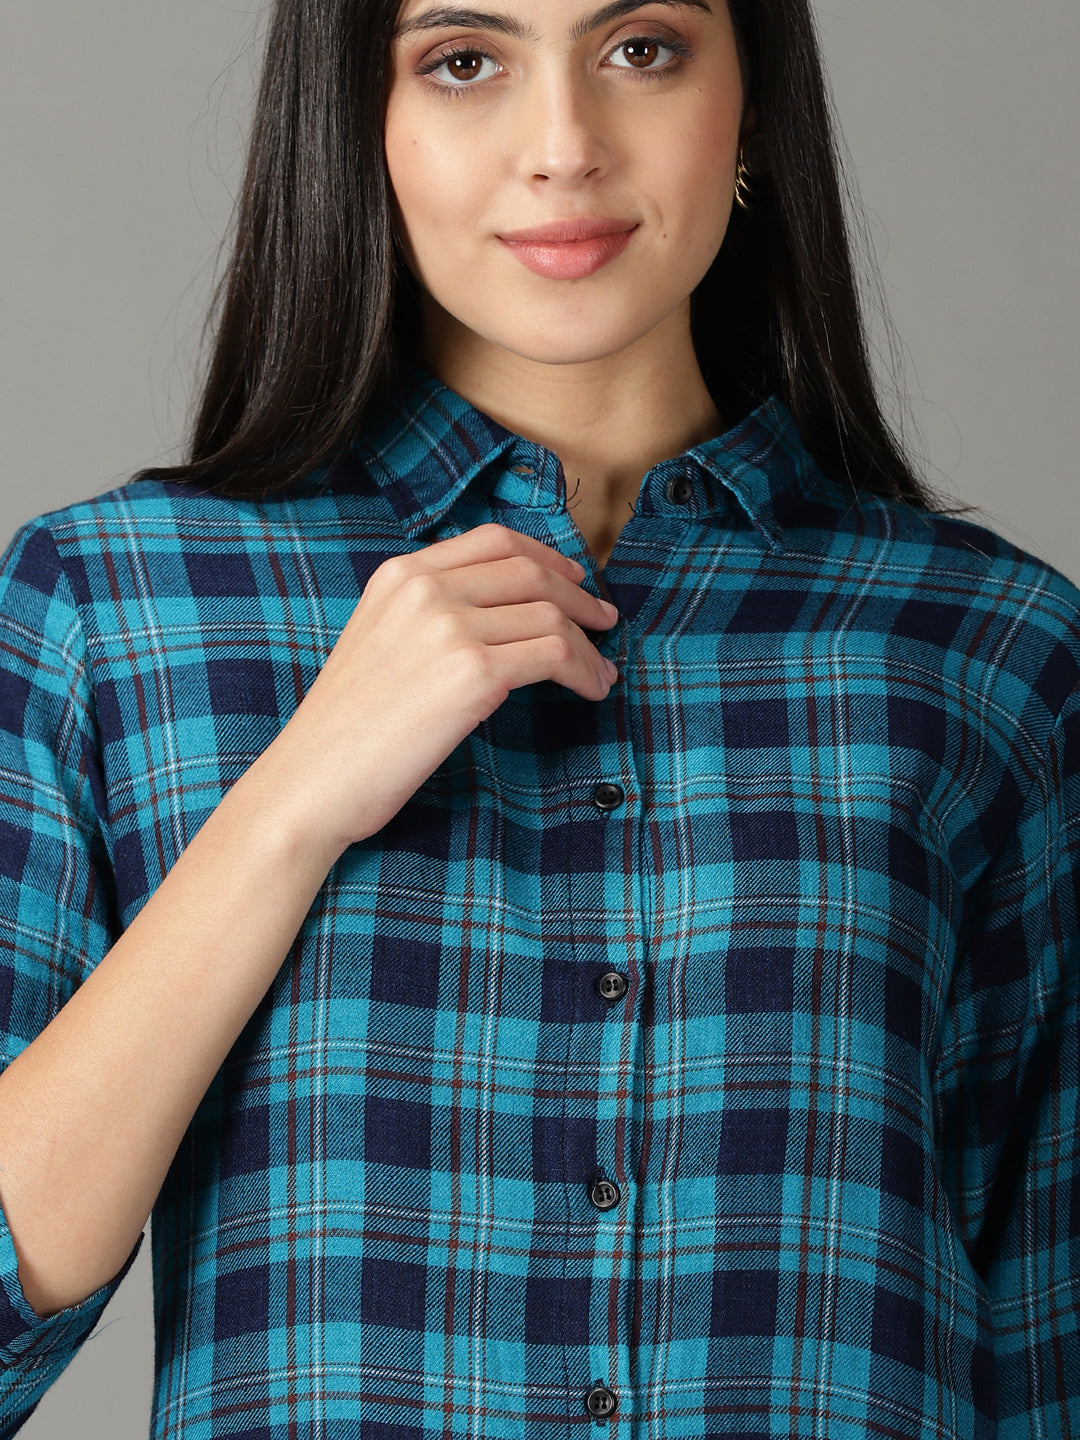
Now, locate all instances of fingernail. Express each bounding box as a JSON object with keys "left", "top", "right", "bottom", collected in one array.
[
  {"left": 570, "top": 558, "right": 587, "bottom": 577},
  {"left": 605, "top": 657, "right": 619, "bottom": 678},
  {"left": 600, "top": 600, "right": 619, "bottom": 617}
]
